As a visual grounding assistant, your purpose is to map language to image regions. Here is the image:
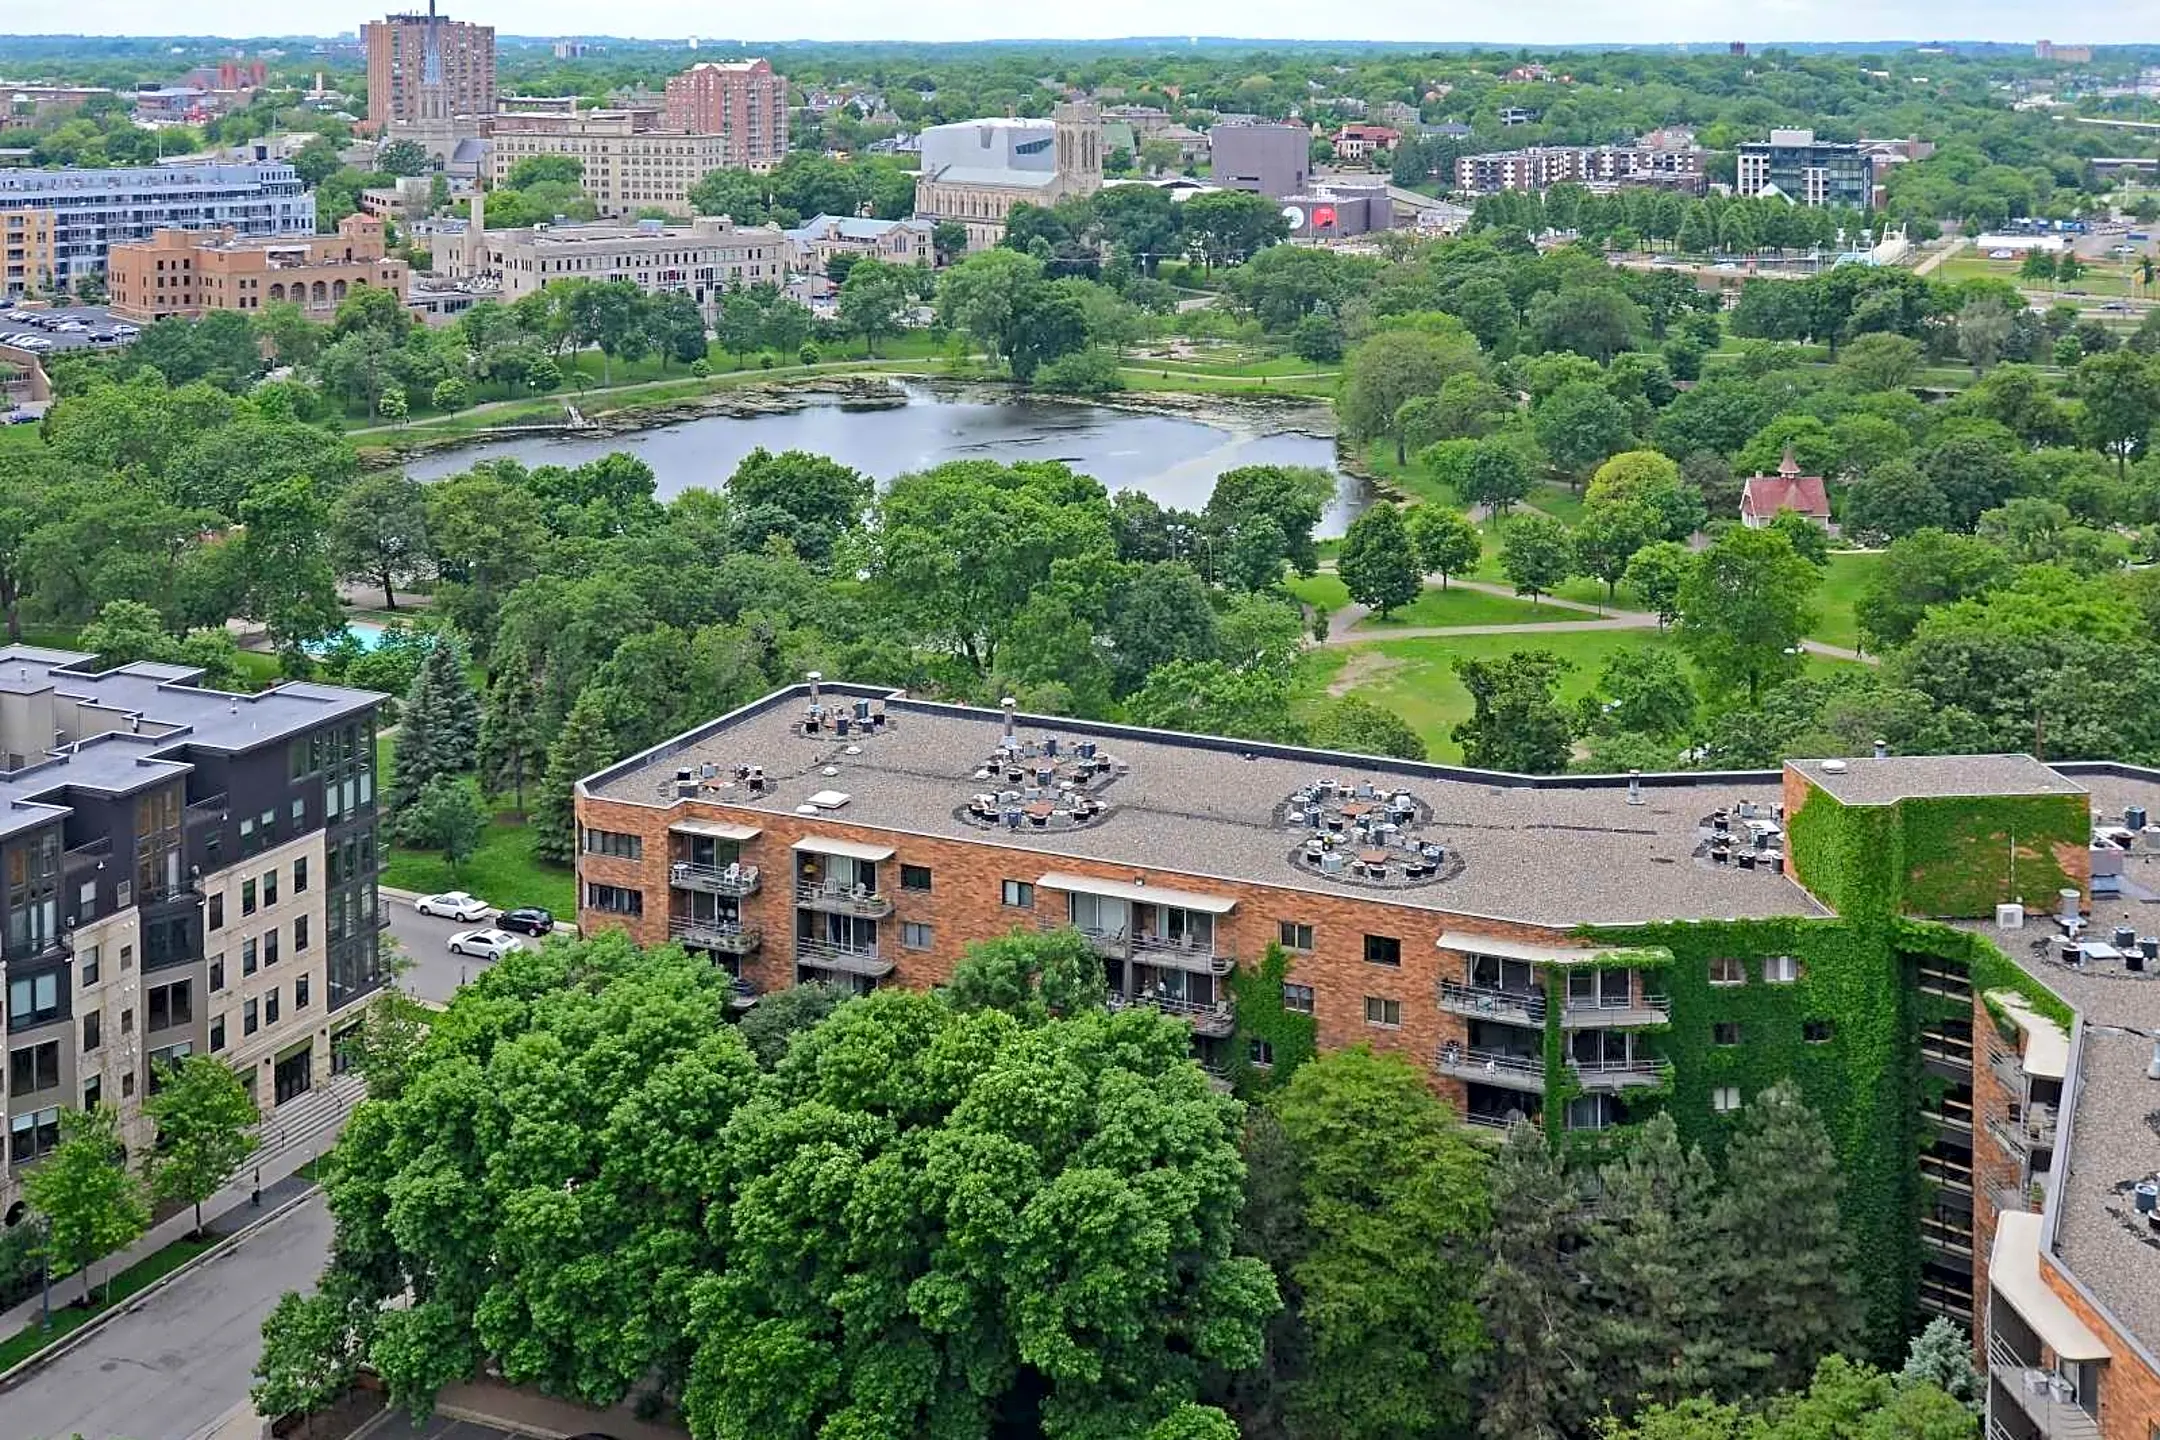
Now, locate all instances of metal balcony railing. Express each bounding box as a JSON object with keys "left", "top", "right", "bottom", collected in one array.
[
  {"left": 1435, "top": 1045, "right": 1546, "bottom": 1093},
  {"left": 1437, "top": 978, "right": 1546, "bottom": 1026},
  {"left": 1920, "top": 1152, "right": 1974, "bottom": 1194},
  {"left": 1107, "top": 990, "right": 1236, "bottom": 1037},
  {"left": 1129, "top": 931, "right": 1235, "bottom": 975},
  {"left": 1988, "top": 1334, "right": 2102, "bottom": 1440},
  {"left": 1990, "top": 1047, "right": 2027, "bottom": 1096},
  {"left": 670, "top": 861, "right": 760, "bottom": 897},
  {"left": 1568, "top": 1056, "right": 1668, "bottom": 1090},
  {"left": 792, "top": 935, "right": 893, "bottom": 978},
  {"left": 1559, "top": 993, "right": 1673, "bottom": 1027},
  {"left": 794, "top": 881, "right": 893, "bottom": 919},
  {"left": 669, "top": 916, "right": 762, "bottom": 955}
]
